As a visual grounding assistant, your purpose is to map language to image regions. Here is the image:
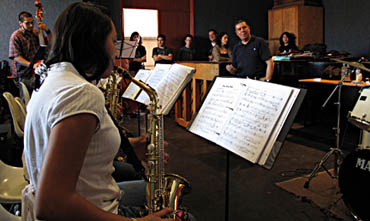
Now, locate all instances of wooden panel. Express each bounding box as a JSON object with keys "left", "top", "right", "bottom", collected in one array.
[
  {"left": 268, "top": 4, "right": 323, "bottom": 51},
  {"left": 268, "top": 8, "right": 283, "bottom": 39},
  {"left": 273, "top": 0, "right": 323, "bottom": 8},
  {"left": 282, "top": 6, "right": 298, "bottom": 34},
  {"left": 174, "top": 62, "right": 220, "bottom": 127},
  {"left": 297, "top": 6, "right": 323, "bottom": 47},
  {"left": 268, "top": 39, "right": 281, "bottom": 56}
]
